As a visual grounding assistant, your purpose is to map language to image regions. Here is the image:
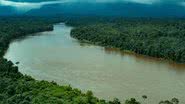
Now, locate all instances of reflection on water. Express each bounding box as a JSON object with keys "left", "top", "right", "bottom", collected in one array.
[{"left": 4, "top": 23, "right": 185, "bottom": 104}]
